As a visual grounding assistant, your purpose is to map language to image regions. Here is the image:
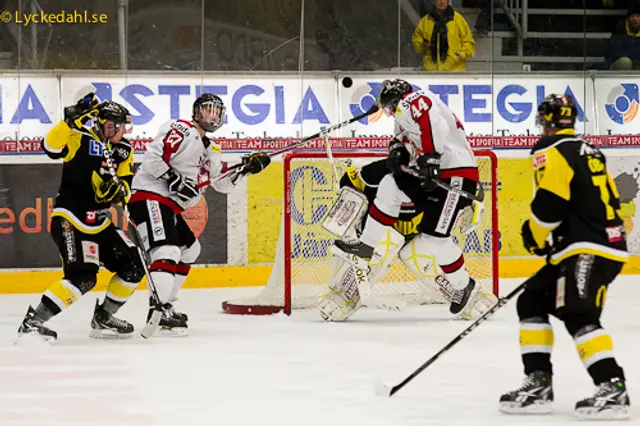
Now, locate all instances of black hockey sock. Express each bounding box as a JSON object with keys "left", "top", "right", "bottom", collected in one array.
[
  {"left": 101, "top": 297, "right": 123, "bottom": 315},
  {"left": 35, "top": 301, "right": 56, "bottom": 322},
  {"left": 588, "top": 359, "right": 625, "bottom": 385},
  {"left": 523, "top": 353, "right": 553, "bottom": 376}
]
